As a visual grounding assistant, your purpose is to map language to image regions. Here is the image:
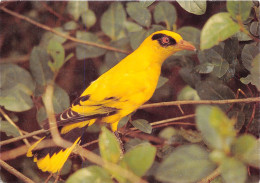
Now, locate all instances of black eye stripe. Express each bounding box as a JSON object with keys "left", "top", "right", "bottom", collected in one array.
[{"left": 152, "top": 33, "right": 176, "bottom": 47}]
